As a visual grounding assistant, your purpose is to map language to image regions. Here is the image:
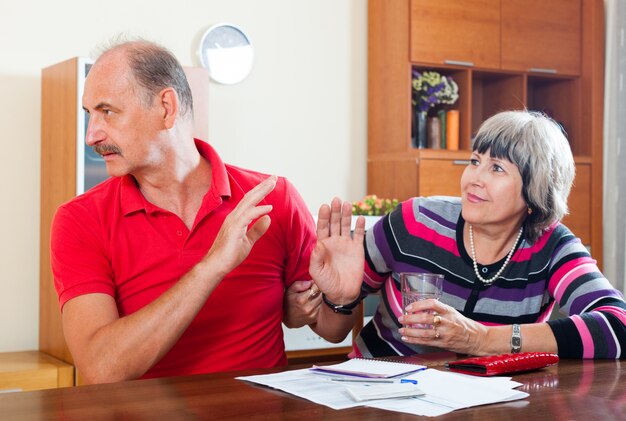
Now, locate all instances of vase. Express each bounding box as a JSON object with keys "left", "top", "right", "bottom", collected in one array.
[
  {"left": 413, "top": 111, "right": 427, "bottom": 149},
  {"left": 427, "top": 116, "right": 441, "bottom": 149}
]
